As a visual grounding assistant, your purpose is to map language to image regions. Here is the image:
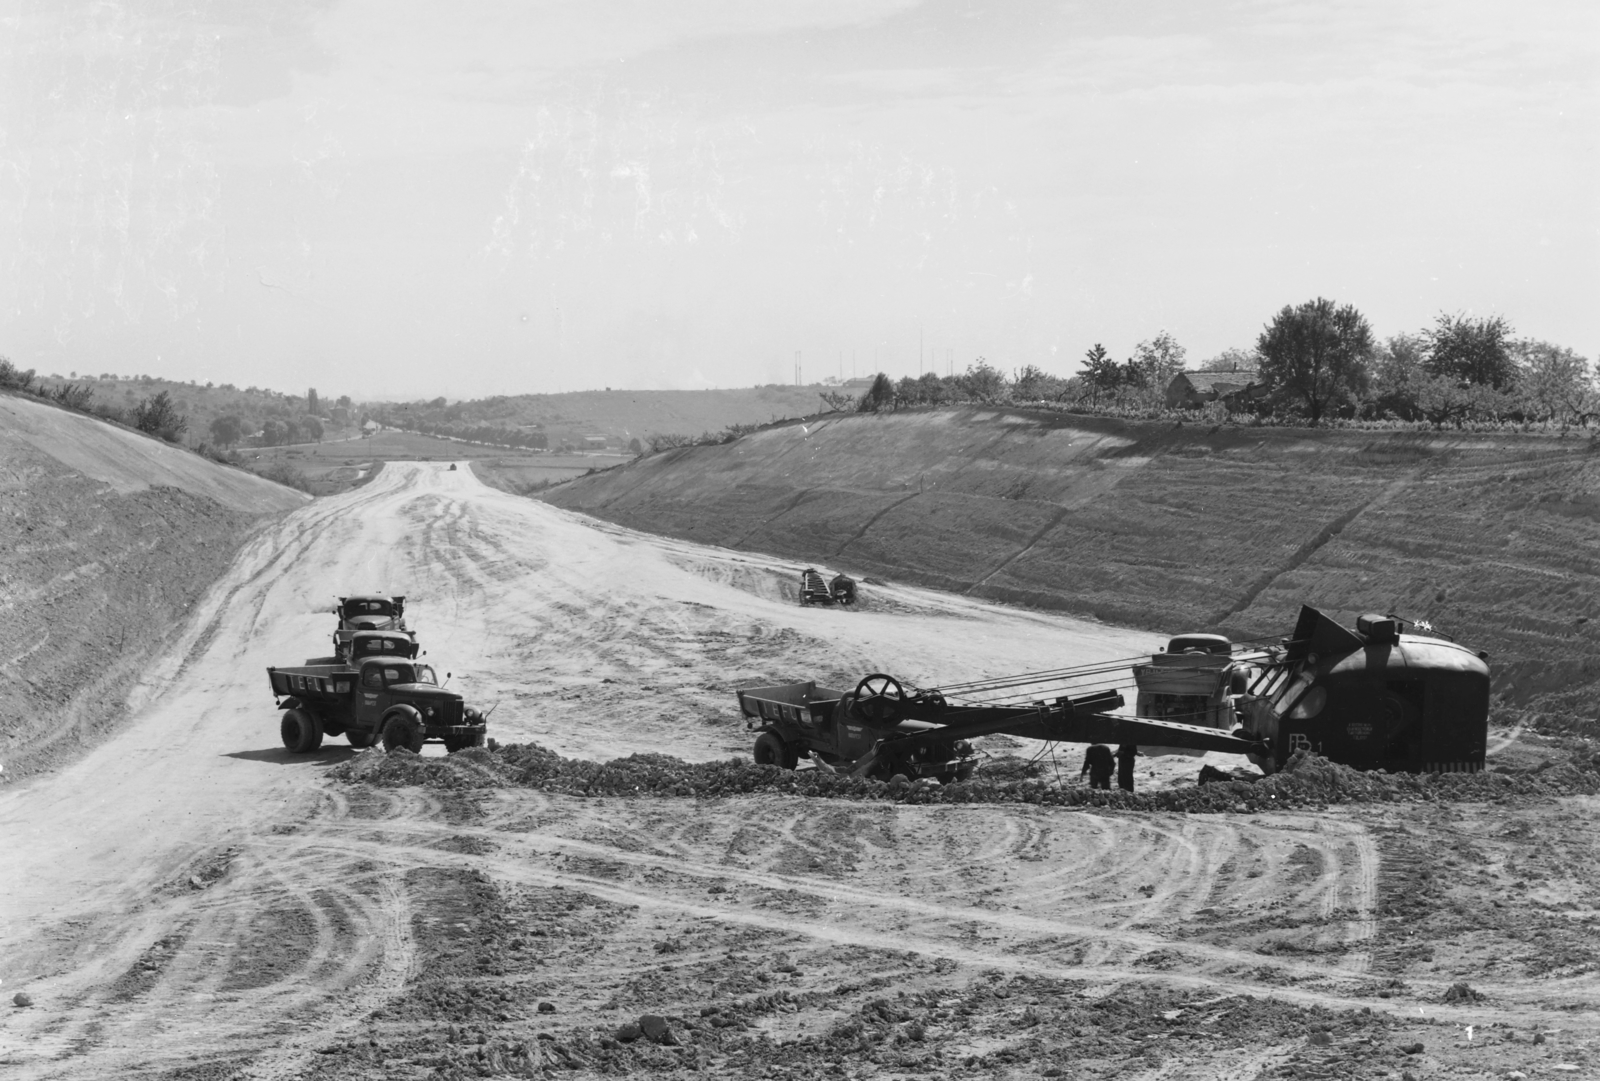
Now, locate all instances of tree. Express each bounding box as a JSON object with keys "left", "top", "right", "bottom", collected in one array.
[
  {"left": 1256, "top": 298, "right": 1374, "bottom": 424},
  {"left": 1514, "top": 340, "right": 1594, "bottom": 424},
  {"left": 132, "top": 391, "right": 189, "bottom": 442},
  {"left": 1424, "top": 312, "right": 1517, "bottom": 389},
  {"left": 1198, "top": 347, "right": 1259, "bottom": 374},
  {"left": 858, "top": 372, "right": 896, "bottom": 413},
  {"left": 307, "top": 388, "right": 321, "bottom": 416},
  {"left": 1081, "top": 344, "right": 1122, "bottom": 405},
  {"left": 300, "top": 415, "right": 325, "bottom": 442},
  {"left": 0, "top": 356, "right": 37, "bottom": 392},
  {"left": 1365, "top": 334, "right": 1427, "bottom": 419},
  {"left": 209, "top": 414, "right": 244, "bottom": 447},
  {"left": 260, "top": 418, "right": 288, "bottom": 446},
  {"left": 1013, "top": 365, "right": 1065, "bottom": 401},
  {"left": 1130, "top": 332, "right": 1188, "bottom": 390},
  {"left": 956, "top": 358, "right": 1008, "bottom": 403}
]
